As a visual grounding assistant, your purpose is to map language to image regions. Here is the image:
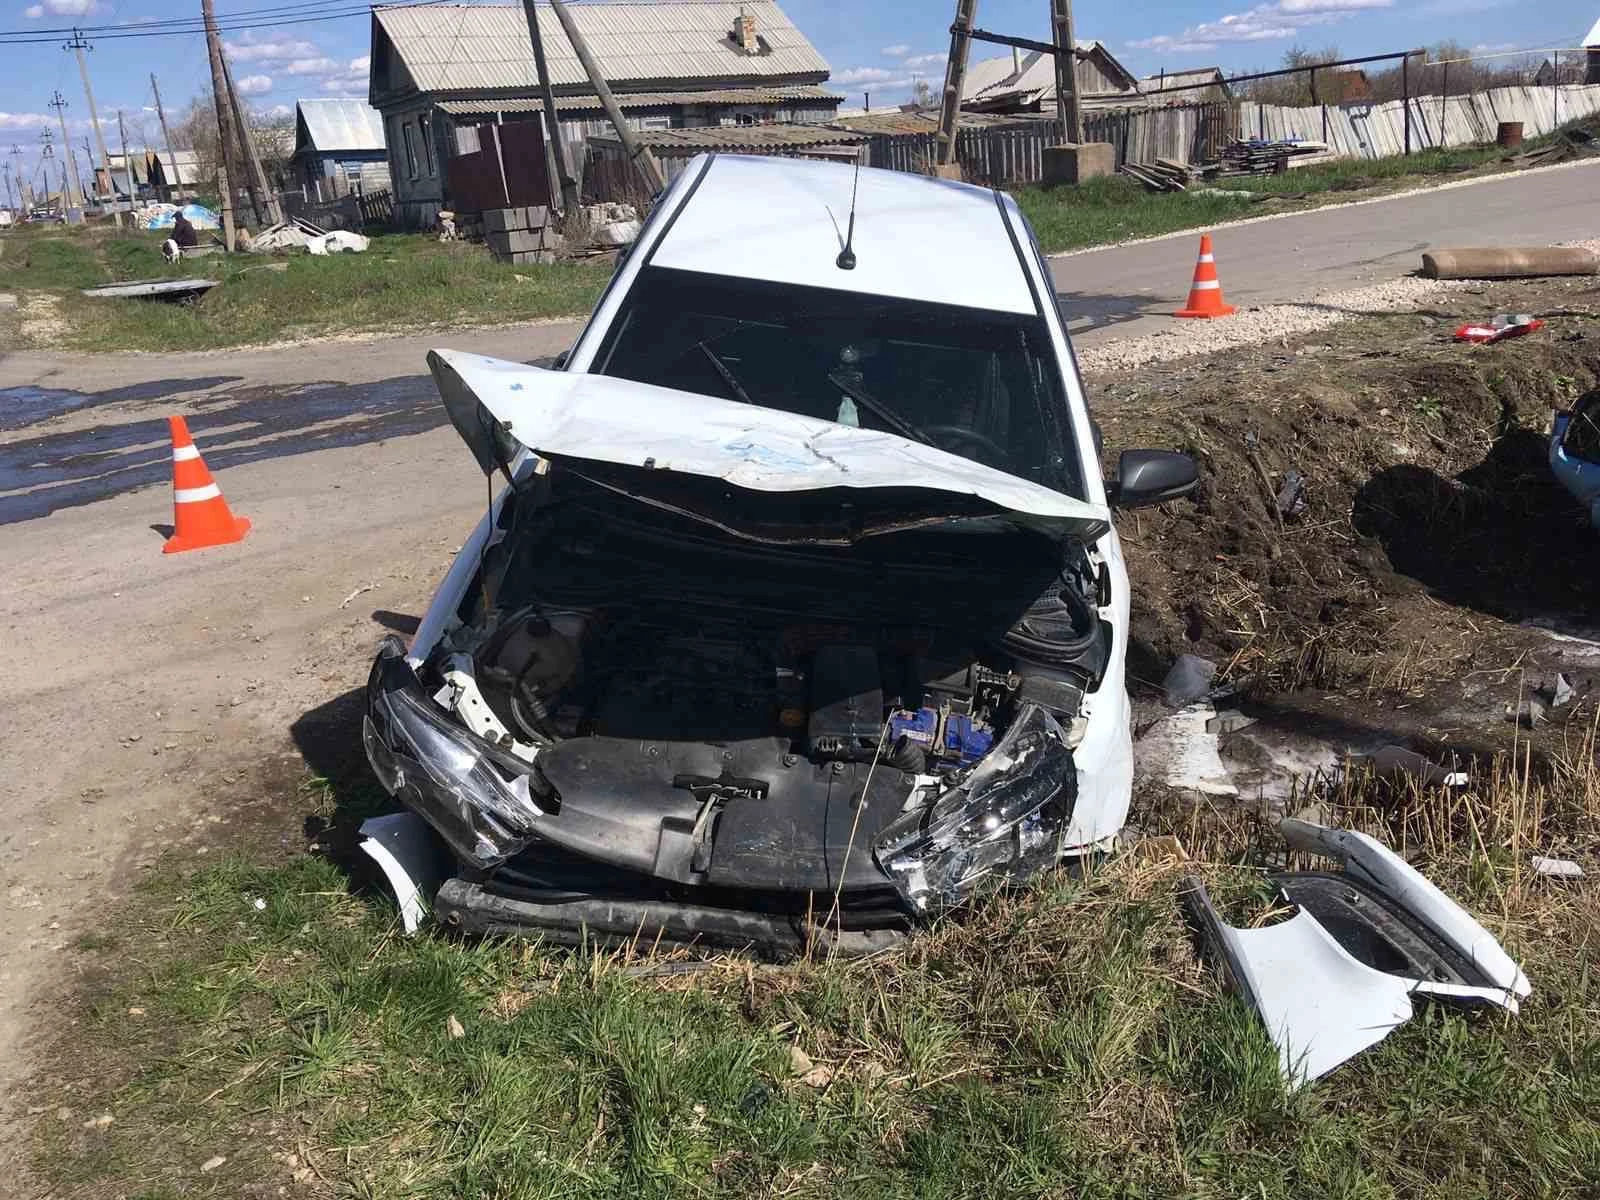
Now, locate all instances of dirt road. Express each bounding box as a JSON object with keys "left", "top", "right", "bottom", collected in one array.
[{"left": 0, "top": 325, "right": 573, "bottom": 1132}]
